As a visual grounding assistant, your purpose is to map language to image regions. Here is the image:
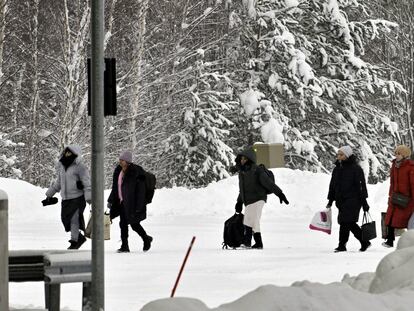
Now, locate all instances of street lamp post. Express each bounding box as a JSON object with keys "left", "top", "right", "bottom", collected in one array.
[{"left": 90, "top": 0, "right": 105, "bottom": 310}]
